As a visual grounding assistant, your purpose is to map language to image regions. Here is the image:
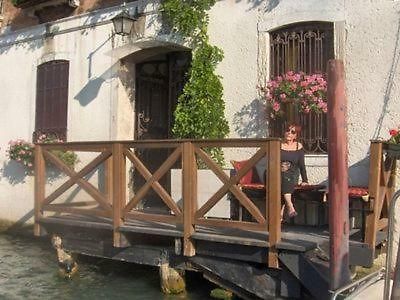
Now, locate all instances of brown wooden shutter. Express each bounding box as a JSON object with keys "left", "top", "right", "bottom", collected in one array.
[{"left": 34, "top": 60, "right": 69, "bottom": 141}]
